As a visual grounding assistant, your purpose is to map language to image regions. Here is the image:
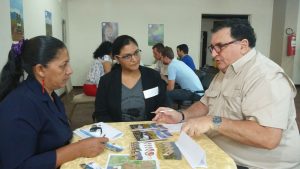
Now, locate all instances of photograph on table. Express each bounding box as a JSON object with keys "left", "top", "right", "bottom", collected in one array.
[
  {"left": 105, "top": 154, "right": 159, "bottom": 169},
  {"left": 129, "top": 123, "right": 167, "bottom": 131},
  {"left": 132, "top": 130, "right": 172, "bottom": 142},
  {"left": 130, "top": 142, "right": 181, "bottom": 160}
]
